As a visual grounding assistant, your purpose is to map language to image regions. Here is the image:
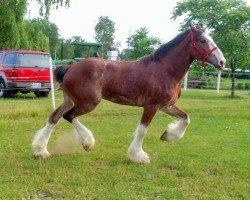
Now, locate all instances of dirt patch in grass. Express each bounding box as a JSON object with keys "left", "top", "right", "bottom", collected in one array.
[{"left": 50, "top": 131, "right": 83, "bottom": 156}]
